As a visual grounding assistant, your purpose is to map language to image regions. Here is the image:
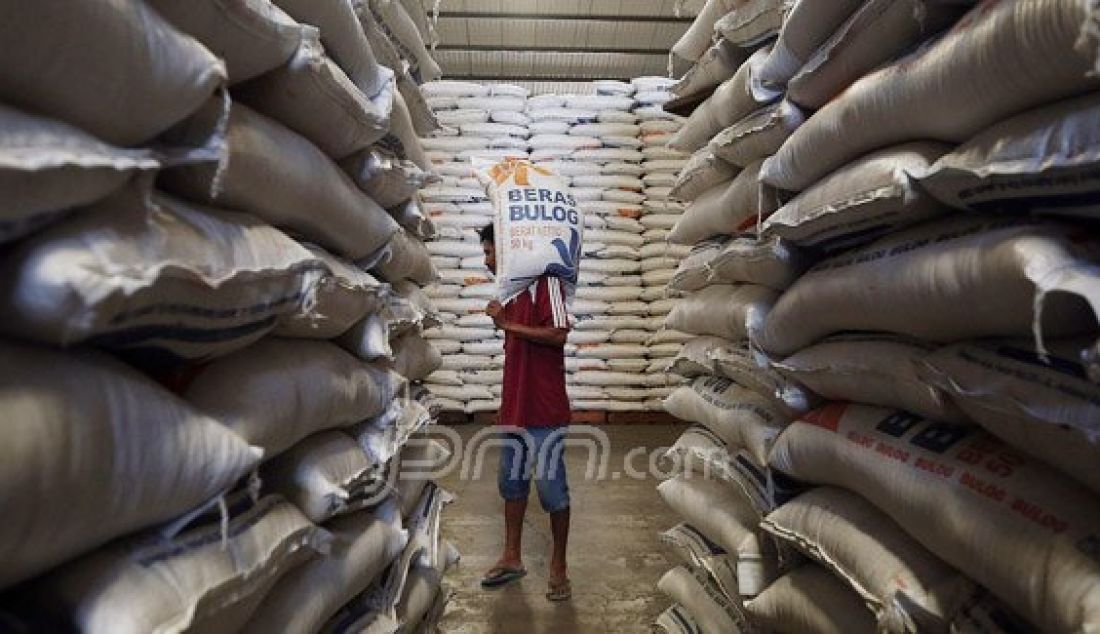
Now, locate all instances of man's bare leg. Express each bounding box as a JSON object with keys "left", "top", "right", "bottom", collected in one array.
[
  {"left": 492, "top": 498, "right": 527, "bottom": 572},
  {"left": 548, "top": 506, "right": 570, "bottom": 586}
]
